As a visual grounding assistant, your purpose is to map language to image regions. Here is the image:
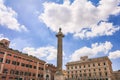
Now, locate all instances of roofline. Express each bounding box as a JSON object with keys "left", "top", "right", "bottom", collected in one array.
[
  {"left": 66, "top": 56, "right": 111, "bottom": 66},
  {"left": 0, "top": 45, "right": 46, "bottom": 63}
]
